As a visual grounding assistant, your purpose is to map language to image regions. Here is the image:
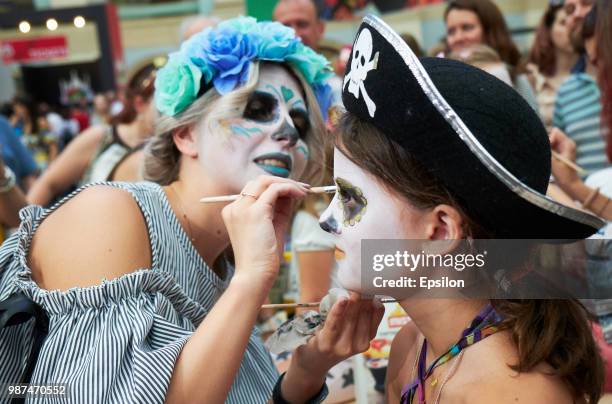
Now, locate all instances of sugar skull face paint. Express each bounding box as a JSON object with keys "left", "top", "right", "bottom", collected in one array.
[
  {"left": 196, "top": 64, "right": 311, "bottom": 194},
  {"left": 319, "top": 147, "right": 427, "bottom": 292}
]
